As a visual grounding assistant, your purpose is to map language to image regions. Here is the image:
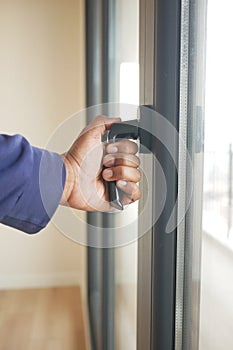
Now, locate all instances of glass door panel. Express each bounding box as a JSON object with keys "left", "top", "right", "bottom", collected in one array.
[
  {"left": 85, "top": 1, "right": 139, "bottom": 349},
  {"left": 113, "top": 1, "right": 139, "bottom": 349},
  {"left": 86, "top": 1, "right": 210, "bottom": 349},
  {"left": 200, "top": 1, "right": 233, "bottom": 349}
]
